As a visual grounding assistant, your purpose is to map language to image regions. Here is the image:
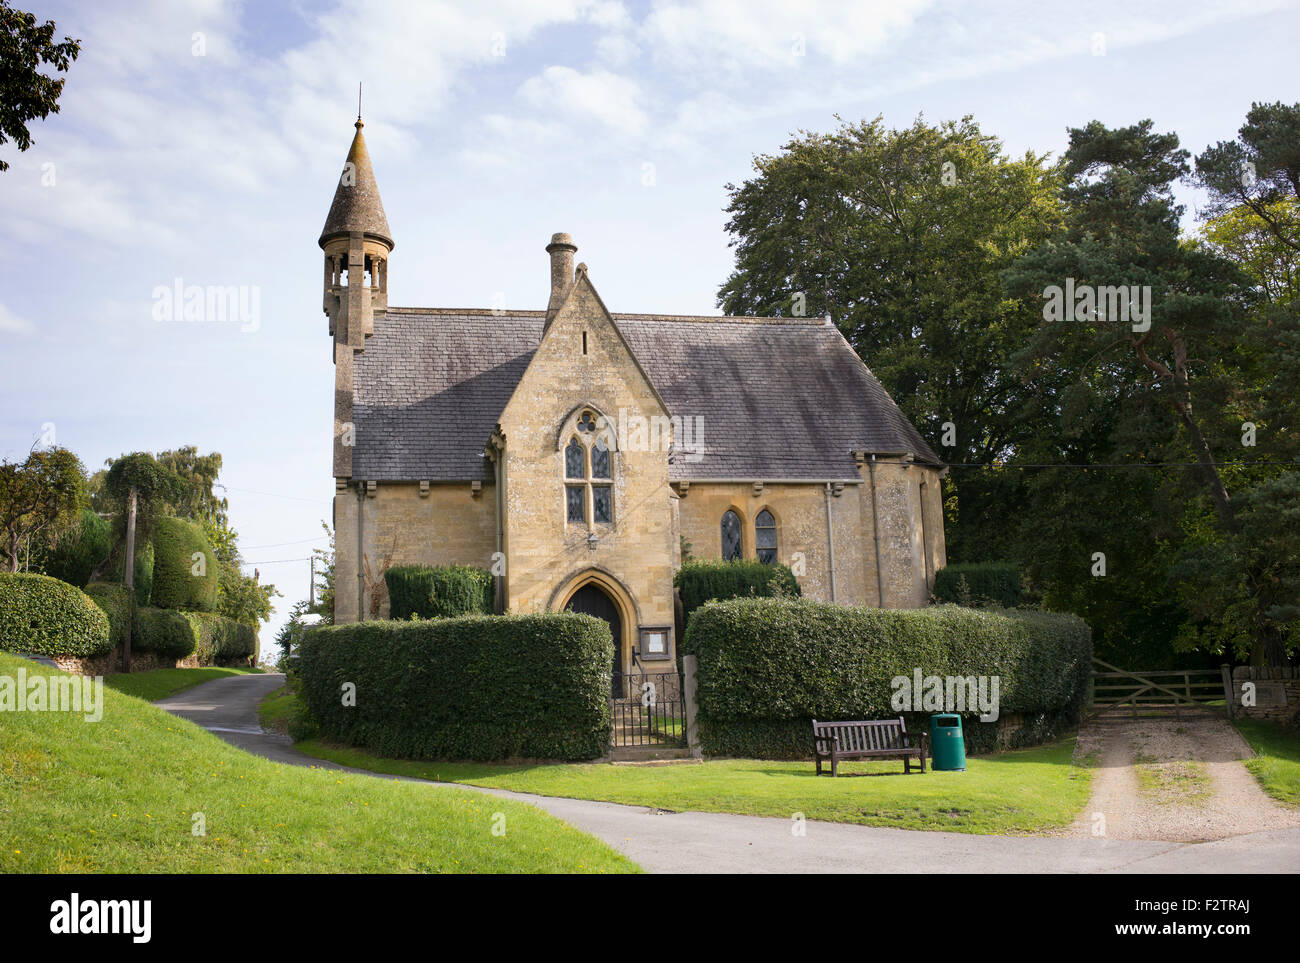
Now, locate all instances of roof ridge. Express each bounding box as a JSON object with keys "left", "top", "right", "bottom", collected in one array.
[{"left": 387, "top": 306, "right": 829, "bottom": 325}]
